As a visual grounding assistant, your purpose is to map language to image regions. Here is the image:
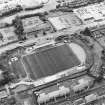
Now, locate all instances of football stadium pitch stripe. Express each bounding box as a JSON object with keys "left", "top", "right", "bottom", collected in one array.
[
  {"left": 9, "top": 59, "right": 27, "bottom": 79},
  {"left": 20, "top": 59, "right": 31, "bottom": 80}
]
